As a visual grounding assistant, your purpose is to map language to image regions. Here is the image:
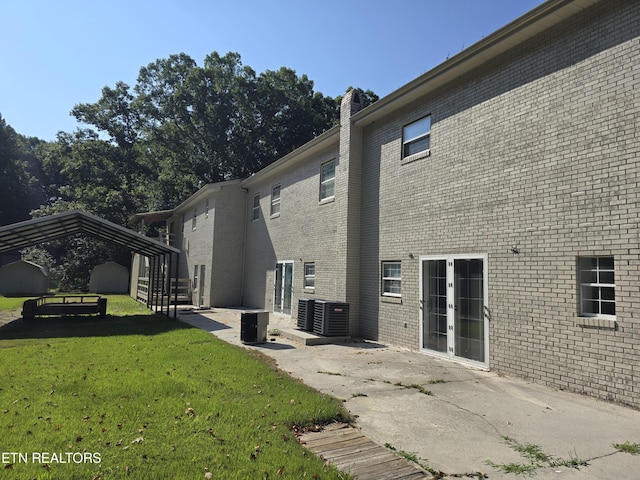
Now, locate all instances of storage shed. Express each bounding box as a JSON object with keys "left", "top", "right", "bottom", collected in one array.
[
  {"left": 89, "top": 261, "right": 129, "bottom": 294},
  {"left": 0, "top": 260, "right": 49, "bottom": 295}
]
